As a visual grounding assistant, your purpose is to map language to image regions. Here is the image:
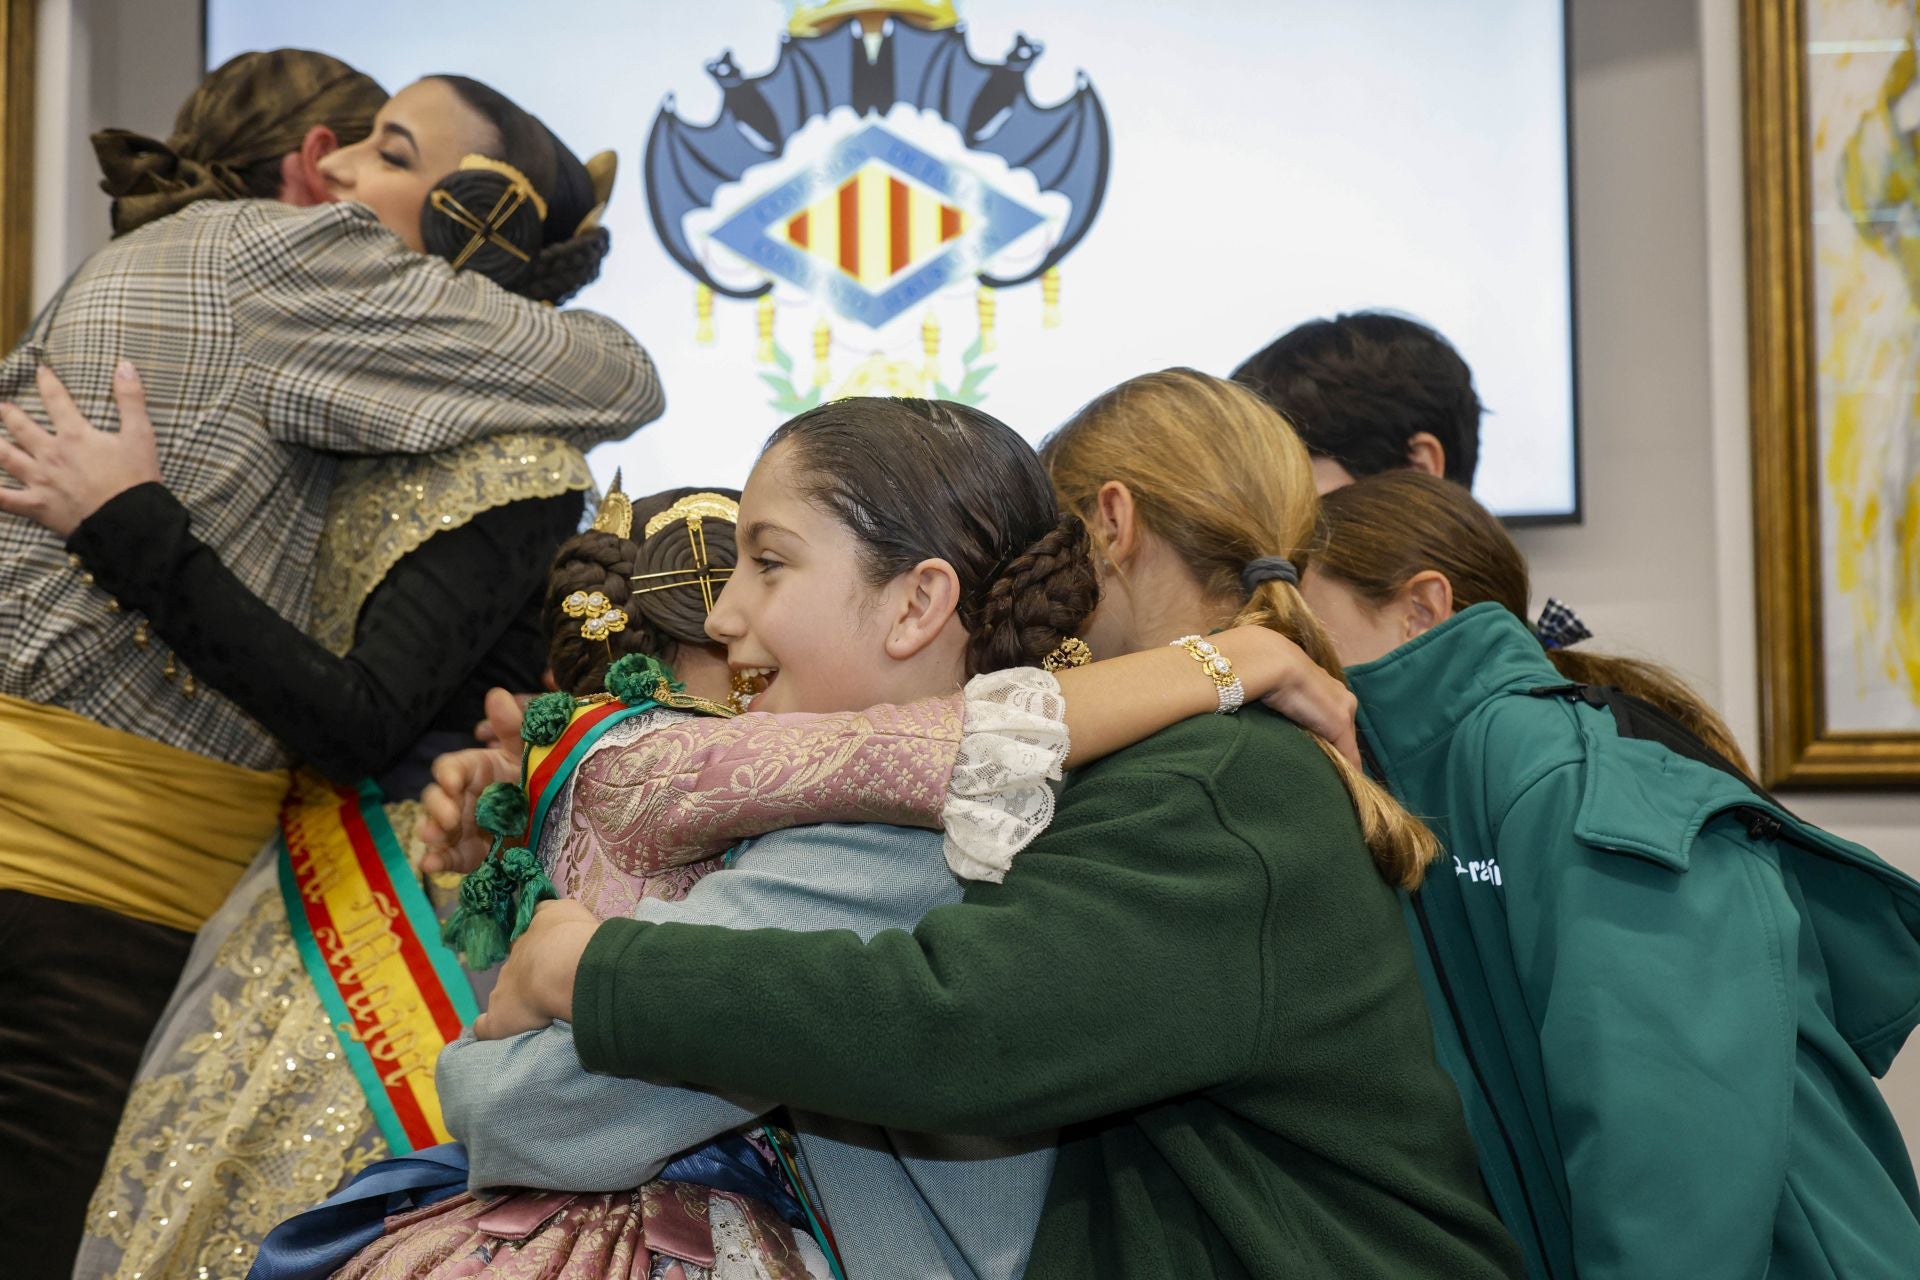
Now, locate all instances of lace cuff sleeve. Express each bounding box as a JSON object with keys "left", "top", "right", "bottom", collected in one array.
[
  {"left": 943, "top": 668, "right": 1070, "bottom": 883},
  {"left": 567, "top": 669, "right": 1068, "bottom": 884}
]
